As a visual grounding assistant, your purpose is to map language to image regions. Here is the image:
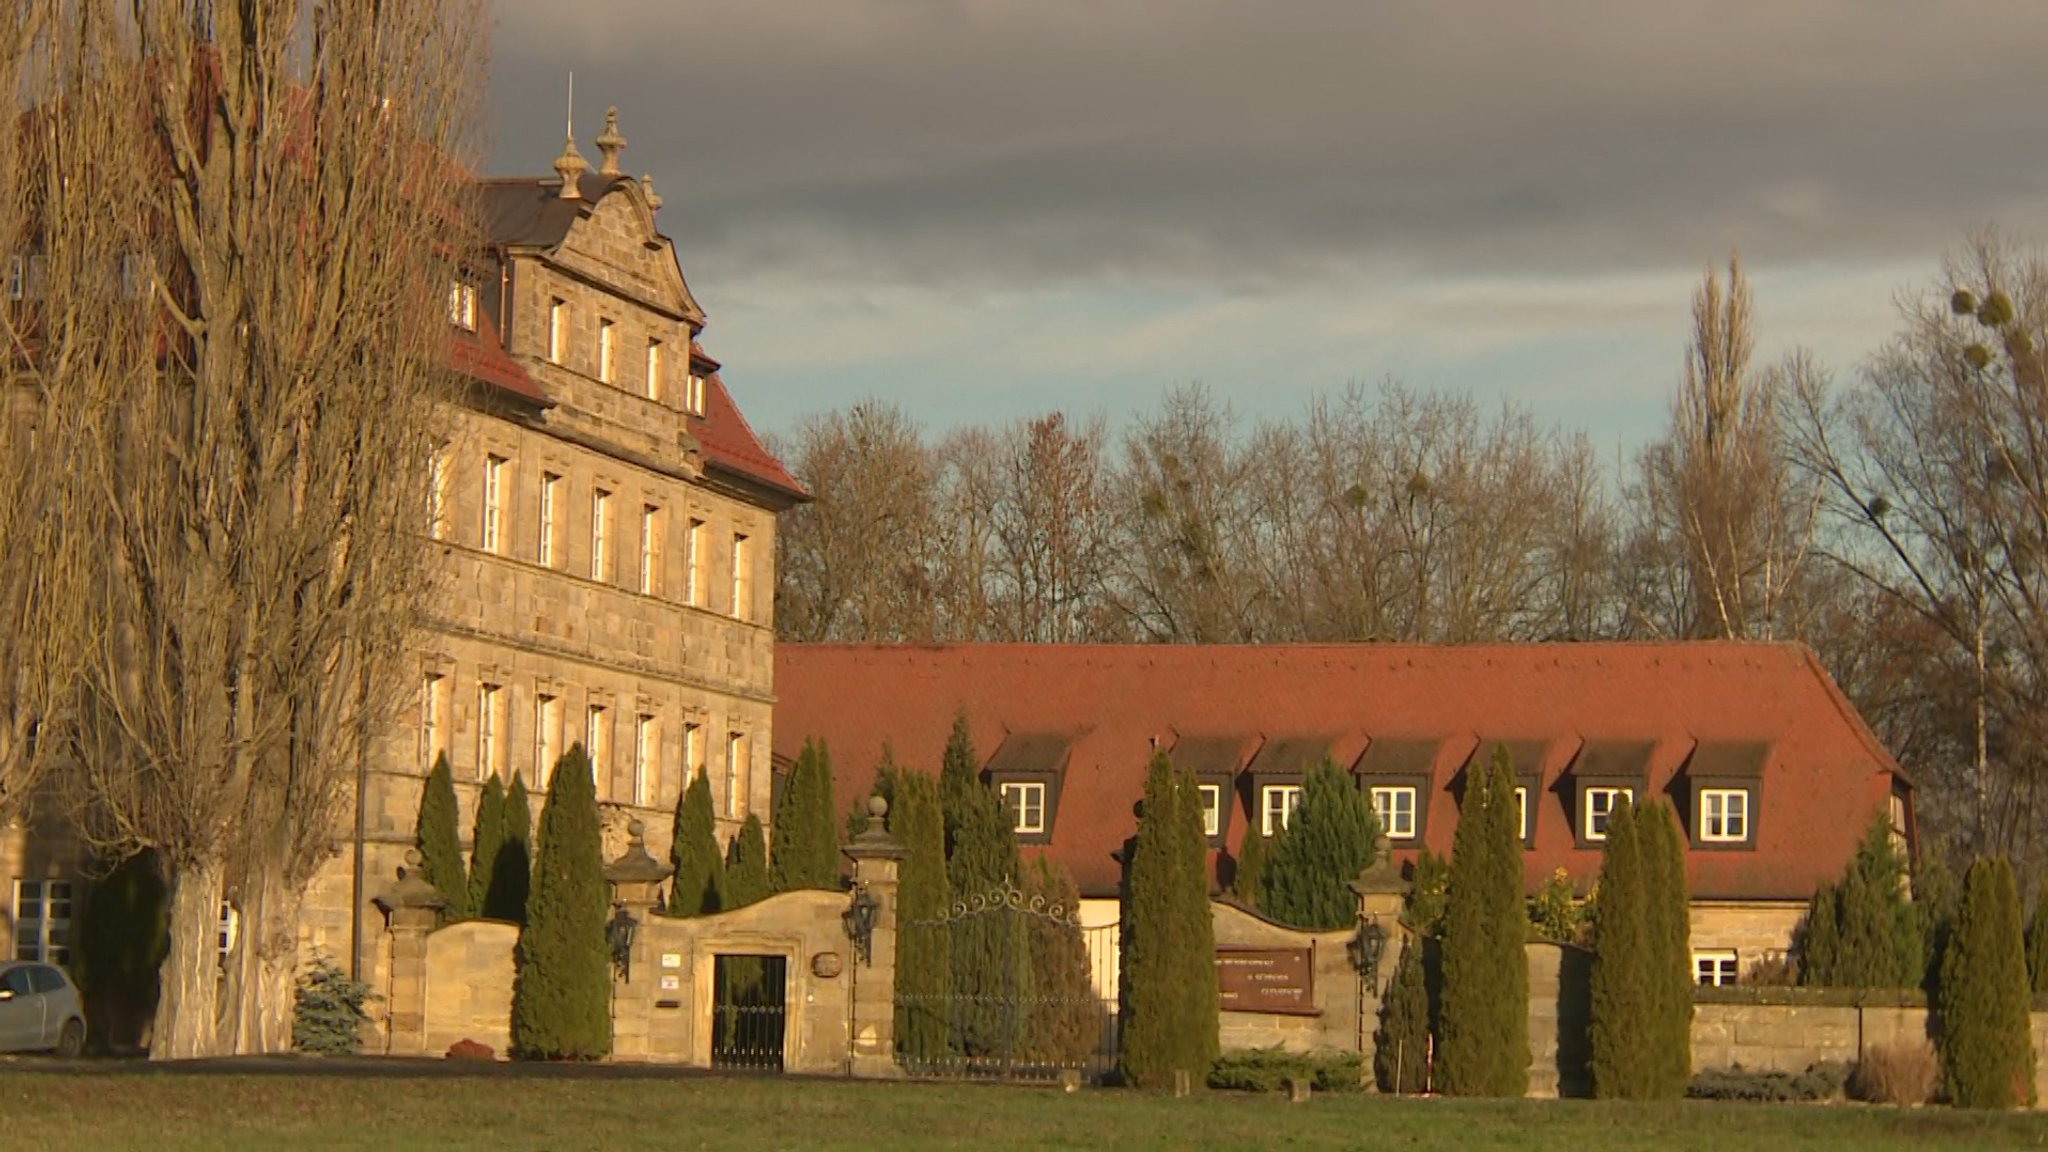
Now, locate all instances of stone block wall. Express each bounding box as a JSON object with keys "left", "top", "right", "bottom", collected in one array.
[
  {"left": 422, "top": 920, "right": 519, "bottom": 1057},
  {"left": 1210, "top": 902, "right": 1368, "bottom": 1056}
]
